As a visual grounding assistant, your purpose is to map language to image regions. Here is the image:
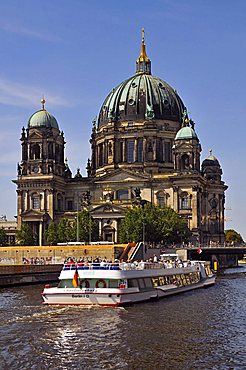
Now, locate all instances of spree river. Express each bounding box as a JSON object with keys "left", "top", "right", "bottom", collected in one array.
[{"left": 0, "top": 267, "right": 245, "bottom": 370}]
